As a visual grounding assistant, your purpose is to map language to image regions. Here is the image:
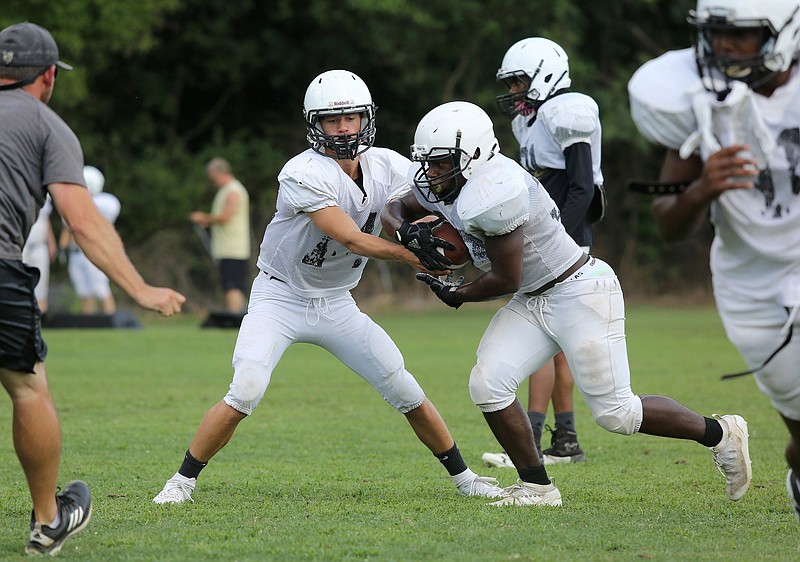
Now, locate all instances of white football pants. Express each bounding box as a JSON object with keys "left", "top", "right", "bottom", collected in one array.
[
  {"left": 224, "top": 271, "right": 426, "bottom": 415},
  {"left": 469, "top": 257, "right": 644, "bottom": 435}
]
